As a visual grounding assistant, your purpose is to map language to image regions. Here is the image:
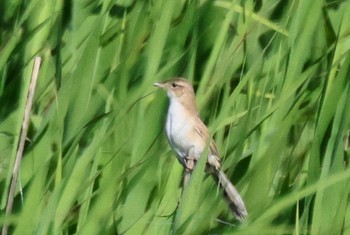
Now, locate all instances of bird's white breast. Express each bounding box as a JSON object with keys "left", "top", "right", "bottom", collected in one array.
[{"left": 166, "top": 99, "right": 194, "bottom": 159}]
